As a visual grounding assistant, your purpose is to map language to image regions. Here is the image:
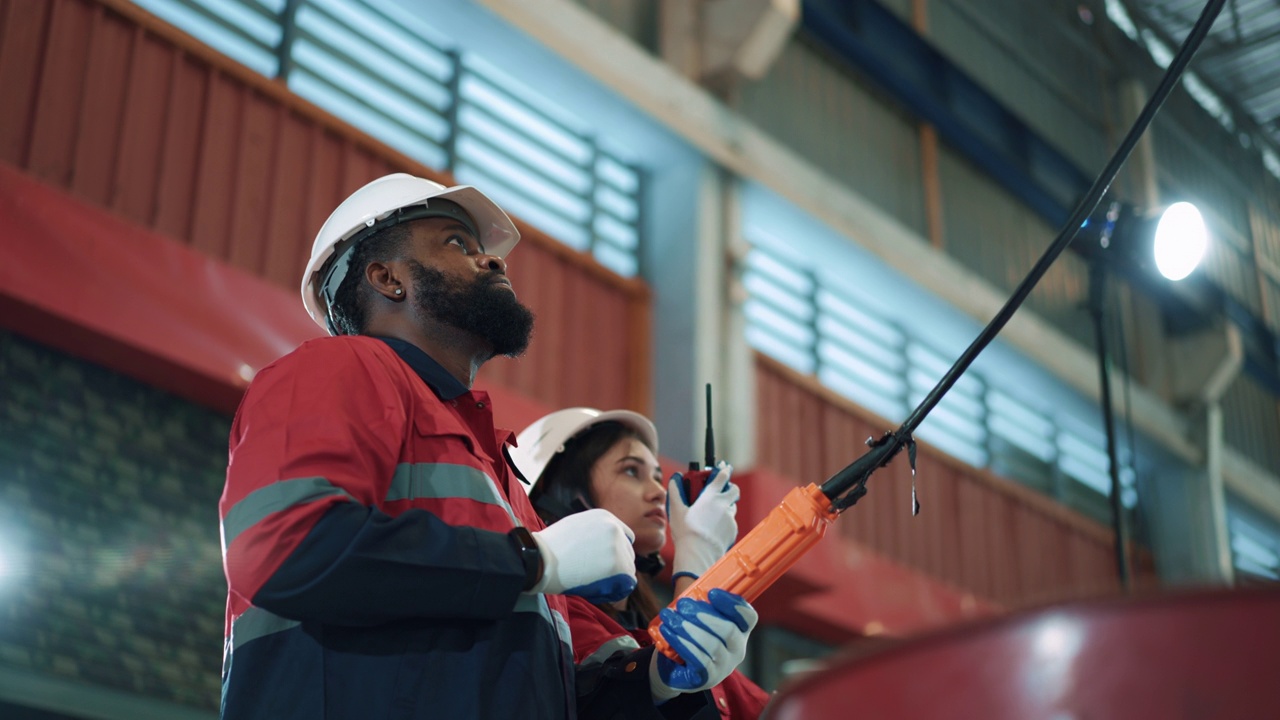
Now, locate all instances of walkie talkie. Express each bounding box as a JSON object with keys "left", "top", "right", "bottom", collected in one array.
[{"left": 681, "top": 384, "right": 716, "bottom": 503}]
